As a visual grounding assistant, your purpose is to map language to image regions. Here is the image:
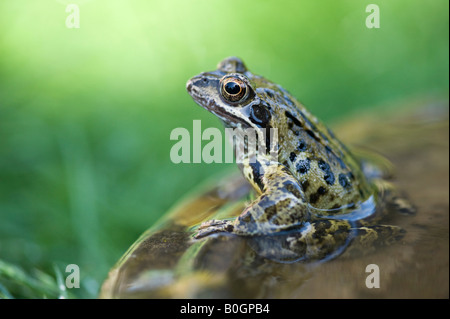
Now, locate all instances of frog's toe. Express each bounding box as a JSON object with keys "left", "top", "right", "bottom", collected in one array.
[
  {"left": 197, "top": 219, "right": 230, "bottom": 229},
  {"left": 193, "top": 220, "right": 234, "bottom": 239}
]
